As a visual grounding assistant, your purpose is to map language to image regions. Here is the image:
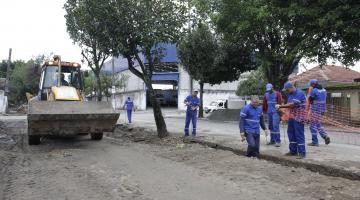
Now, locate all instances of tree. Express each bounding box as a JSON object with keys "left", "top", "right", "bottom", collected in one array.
[
  {"left": 178, "top": 23, "right": 256, "bottom": 117},
  {"left": 76, "top": 0, "right": 187, "bottom": 137},
  {"left": 64, "top": 0, "right": 111, "bottom": 101},
  {"left": 197, "top": 0, "right": 360, "bottom": 88},
  {"left": 8, "top": 57, "right": 43, "bottom": 106},
  {"left": 83, "top": 71, "right": 129, "bottom": 101},
  {"left": 236, "top": 69, "right": 266, "bottom": 97}
]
